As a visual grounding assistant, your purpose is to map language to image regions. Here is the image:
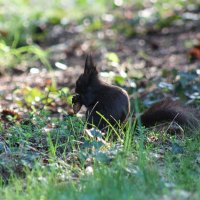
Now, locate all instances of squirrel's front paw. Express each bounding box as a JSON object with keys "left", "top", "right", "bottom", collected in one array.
[{"left": 72, "top": 94, "right": 82, "bottom": 114}]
